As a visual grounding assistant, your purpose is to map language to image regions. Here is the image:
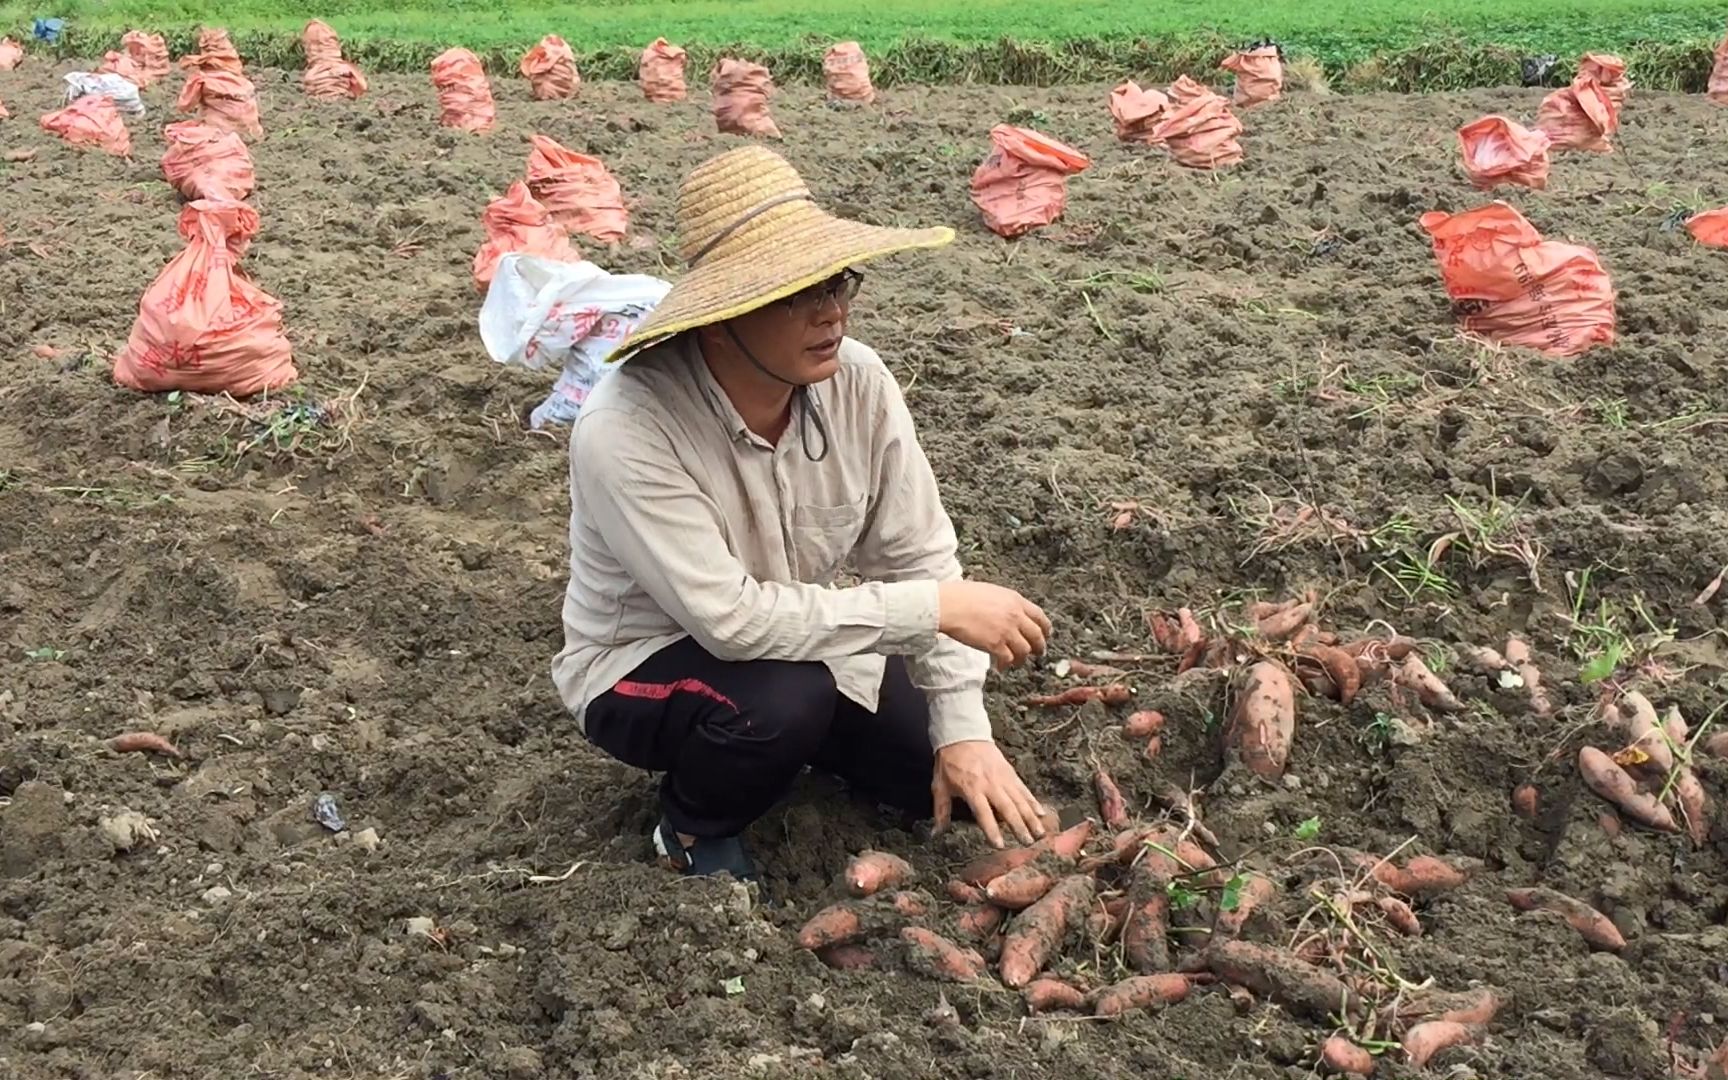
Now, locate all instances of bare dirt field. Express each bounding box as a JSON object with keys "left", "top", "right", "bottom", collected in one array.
[{"left": 2, "top": 63, "right": 1727, "bottom": 1080}]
